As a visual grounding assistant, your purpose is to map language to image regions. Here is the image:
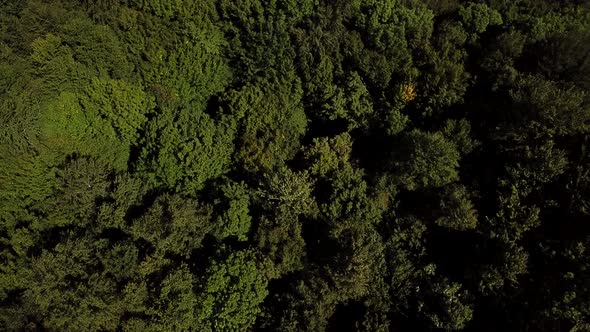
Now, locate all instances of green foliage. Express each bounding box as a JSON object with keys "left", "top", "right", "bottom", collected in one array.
[
  {"left": 322, "top": 71, "right": 375, "bottom": 130},
  {"left": 303, "top": 133, "right": 354, "bottom": 177},
  {"left": 128, "top": 0, "right": 235, "bottom": 194},
  {"left": 531, "top": 31, "right": 590, "bottom": 89},
  {"left": 384, "top": 216, "right": 429, "bottom": 309},
  {"left": 218, "top": 0, "right": 306, "bottom": 79},
  {"left": 436, "top": 184, "right": 478, "bottom": 230},
  {"left": 225, "top": 72, "right": 307, "bottom": 172},
  {"left": 154, "top": 265, "right": 200, "bottom": 330},
  {"left": 95, "top": 173, "right": 146, "bottom": 230},
  {"left": 509, "top": 74, "right": 590, "bottom": 136},
  {"left": 487, "top": 185, "right": 541, "bottom": 242},
  {"left": 459, "top": 3, "right": 503, "bottom": 36},
  {"left": 39, "top": 91, "right": 130, "bottom": 168},
  {"left": 2, "top": 0, "right": 590, "bottom": 331},
  {"left": 131, "top": 194, "right": 213, "bottom": 257},
  {"left": 258, "top": 166, "right": 316, "bottom": 217},
  {"left": 416, "top": 21, "right": 469, "bottom": 113},
  {"left": 421, "top": 278, "right": 473, "bottom": 330},
  {"left": 60, "top": 16, "right": 134, "bottom": 78},
  {"left": 47, "top": 156, "right": 111, "bottom": 227},
  {"left": 356, "top": 0, "right": 433, "bottom": 86},
  {"left": 137, "top": 106, "right": 236, "bottom": 194},
  {"left": 197, "top": 250, "right": 268, "bottom": 331},
  {"left": 394, "top": 129, "right": 461, "bottom": 190},
  {"left": 255, "top": 213, "right": 306, "bottom": 279},
  {"left": 528, "top": 5, "right": 590, "bottom": 41},
  {"left": 255, "top": 166, "right": 316, "bottom": 278},
  {"left": 442, "top": 118, "right": 478, "bottom": 155},
  {"left": 83, "top": 77, "right": 154, "bottom": 144},
  {"left": 126, "top": 0, "right": 206, "bottom": 19},
  {"left": 212, "top": 180, "right": 252, "bottom": 241},
  {"left": 17, "top": 236, "right": 139, "bottom": 331}
]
